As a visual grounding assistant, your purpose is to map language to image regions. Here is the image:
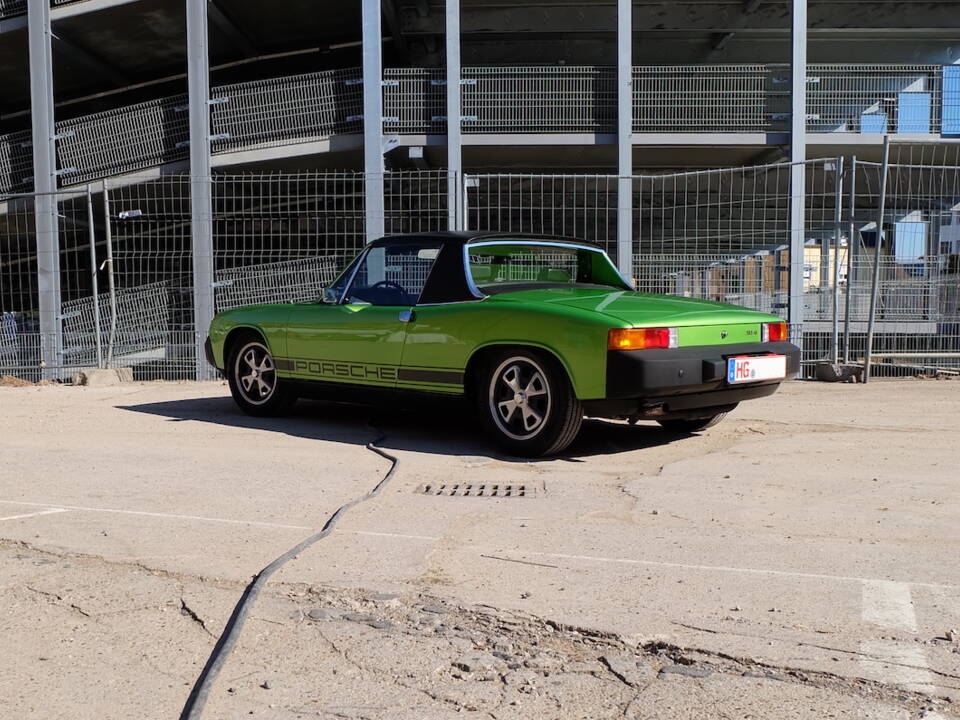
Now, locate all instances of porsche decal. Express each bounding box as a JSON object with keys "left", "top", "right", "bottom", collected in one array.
[{"left": 276, "top": 358, "right": 462, "bottom": 386}]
